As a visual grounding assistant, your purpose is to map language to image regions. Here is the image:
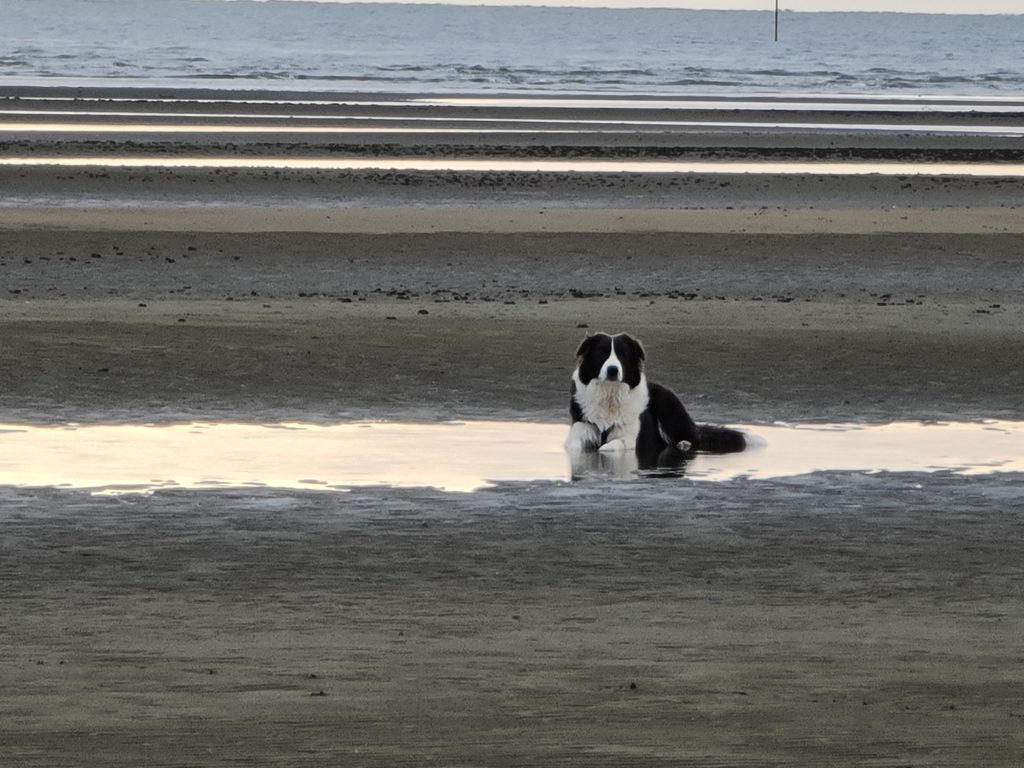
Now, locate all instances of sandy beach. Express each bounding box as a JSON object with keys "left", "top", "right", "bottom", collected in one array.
[{"left": 2, "top": 86, "right": 1024, "bottom": 765}]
